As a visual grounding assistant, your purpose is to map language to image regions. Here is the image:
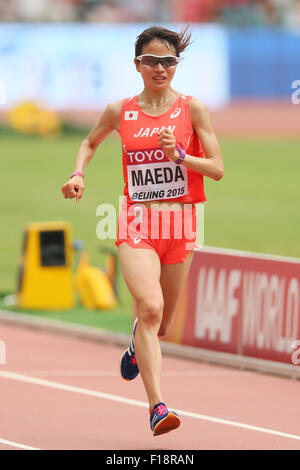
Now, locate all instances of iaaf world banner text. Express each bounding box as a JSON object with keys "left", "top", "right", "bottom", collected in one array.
[{"left": 182, "top": 249, "right": 300, "bottom": 364}]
